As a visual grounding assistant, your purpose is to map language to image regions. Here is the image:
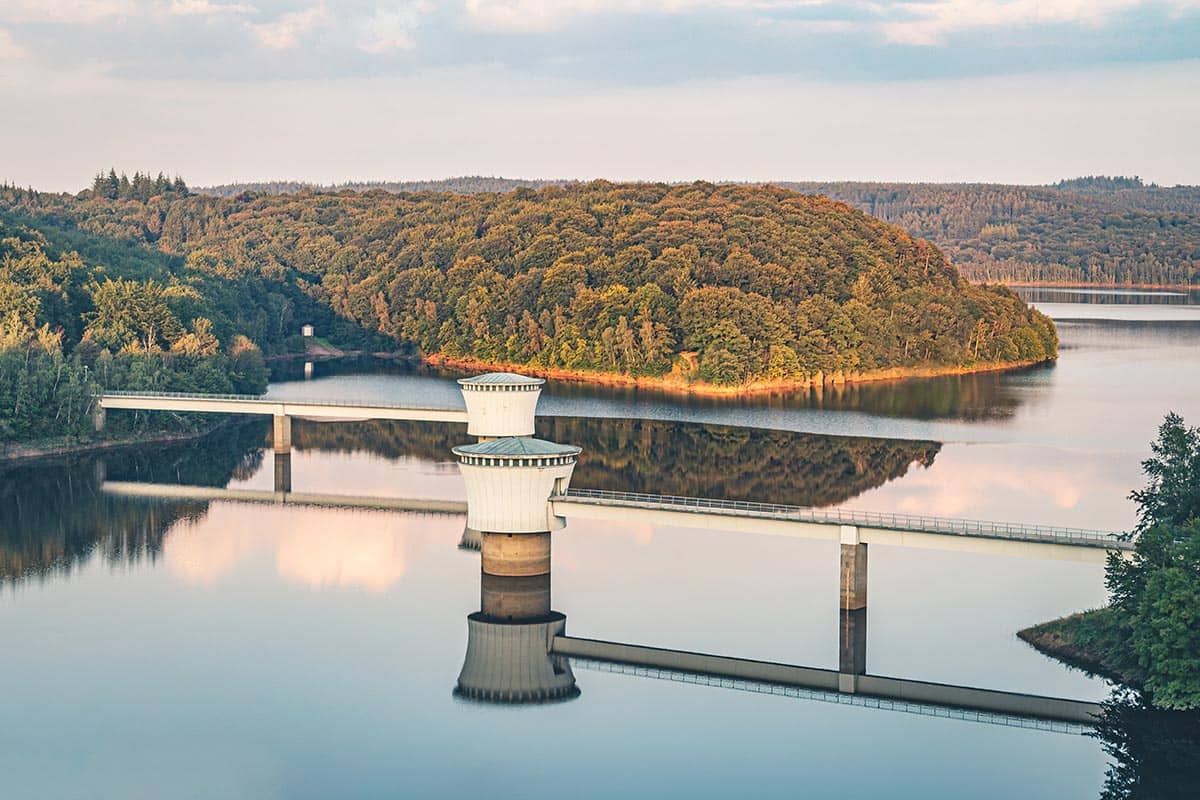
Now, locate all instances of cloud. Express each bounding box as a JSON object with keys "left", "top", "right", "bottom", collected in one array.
[
  {"left": 880, "top": 0, "right": 1200, "bottom": 46},
  {"left": 164, "top": 501, "right": 454, "bottom": 592},
  {"left": 355, "top": 1, "right": 430, "bottom": 54},
  {"left": 247, "top": 5, "right": 325, "bottom": 49},
  {"left": 461, "top": 0, "right": 823, "bottom": 33},
  {"left": 0, "top": 0, "right": 137, "bottom": 24},
  {"left": 0, "top": 0, "right": 1197, "bottom": 97},
  {"left": 0, "top": 29, "right": 24, "bottom": 60},
  {"left": 169, "top": 0, "right": 257, "bottom": 16}
]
